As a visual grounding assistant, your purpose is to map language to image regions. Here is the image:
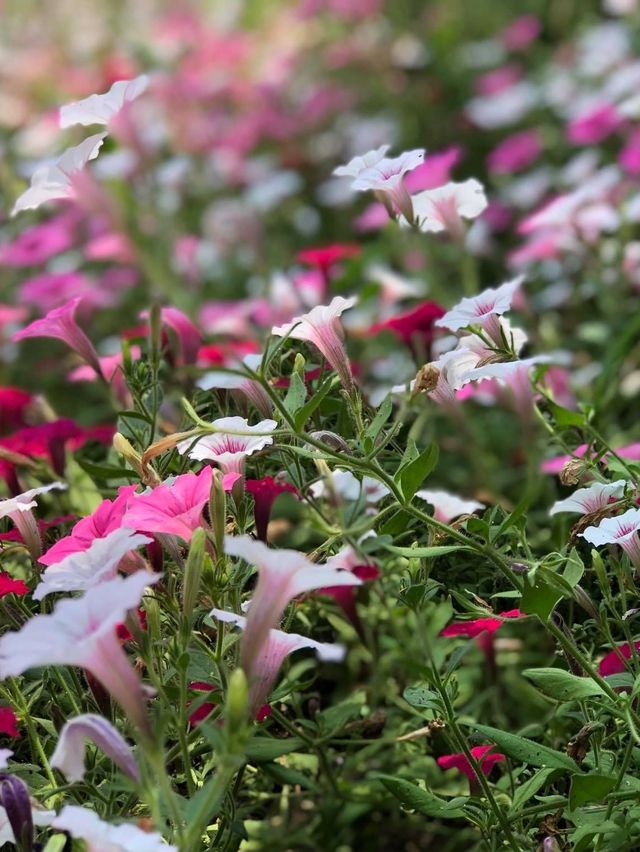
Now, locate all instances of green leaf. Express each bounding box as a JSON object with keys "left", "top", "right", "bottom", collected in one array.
[
  {"left": 245, "top": 737, "right": 306, "bottom": 763},
  {"left": 263, "top": 762, "right": 319, "bottom": 791},
  {"left": 403, "top": 685, "right": 442, "bottom": 711},
  {"left": 508, "top": 768, "right": 558, "bottom": 815},
  {"left": 41, "top": 837, "right": 68, "bottom": 852},
  {"left": 293, "top": 374, "right": 336, "bottom": 430},
  {"left": 563, "top": 548, "right": 585, "bottom": 588},
  {"left": 398, "top": 443, "right": 439, "bottom": 500},
  {"left": 374, "top": 774, "right": 467, "bottom": 819},
  {"left": 364, "top": 396, "right": 393, "bottom": 443},
  {"left": 547, "top": 400, "right": 586, "bottom": 429},
  {"left": 473, "top": 724, "right": 580, "bottom": 771},
  {"left": 382, "top": 544, "right": 469, "bottom": 558},
  {"left": 491, "top": 493, "right": 530, "bottom": 541},
  {"left": 520, "top": 569, "right": 563, "bottom": 621},
  {"left": 522, "top": 668, "right": 606, "bottom": 701},
  {"left": 284, "top": 372, "right": 307, "bottom": 416},
  {"left": 569, "top": 773, "right": 616, "bottom": 810}
]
